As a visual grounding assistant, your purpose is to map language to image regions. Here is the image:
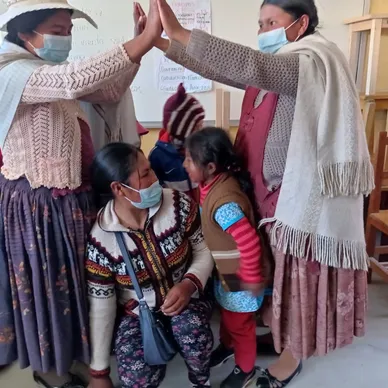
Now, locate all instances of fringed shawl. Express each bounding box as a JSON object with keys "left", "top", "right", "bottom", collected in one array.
[{"left": 261, "top": 33, "right": 374, "bottom": 271}]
